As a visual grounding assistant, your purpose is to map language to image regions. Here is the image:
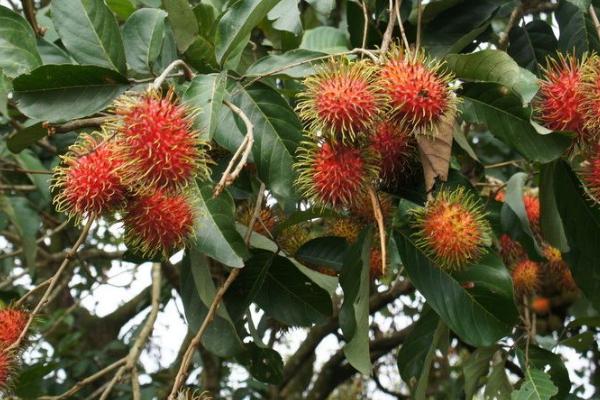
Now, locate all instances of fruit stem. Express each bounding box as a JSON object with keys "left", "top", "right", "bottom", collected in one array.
[
  {"left": 152, "top": 60, "right": 195, "bottom": 90},
  {"left": 394, "top": 0, "right": 411, "bottom": 52},
  {"left": 368, "top": 186, "right": 387, "bottom": 276}
]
